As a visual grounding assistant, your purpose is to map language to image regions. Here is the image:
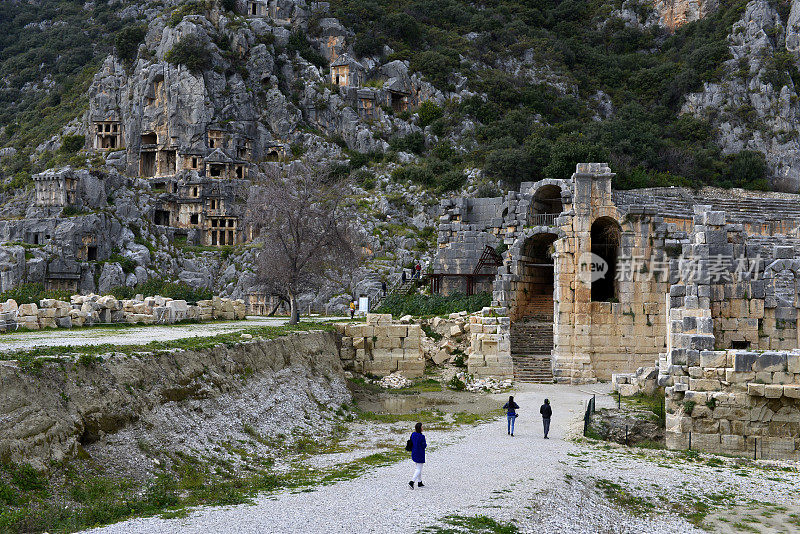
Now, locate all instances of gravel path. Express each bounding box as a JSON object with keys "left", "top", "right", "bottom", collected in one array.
[
  {"left": 79, "top": 384, "right": 800, "bottom": 534},
  {"left": 0, "top": 316, "right": 347, "bottom": 351}
]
